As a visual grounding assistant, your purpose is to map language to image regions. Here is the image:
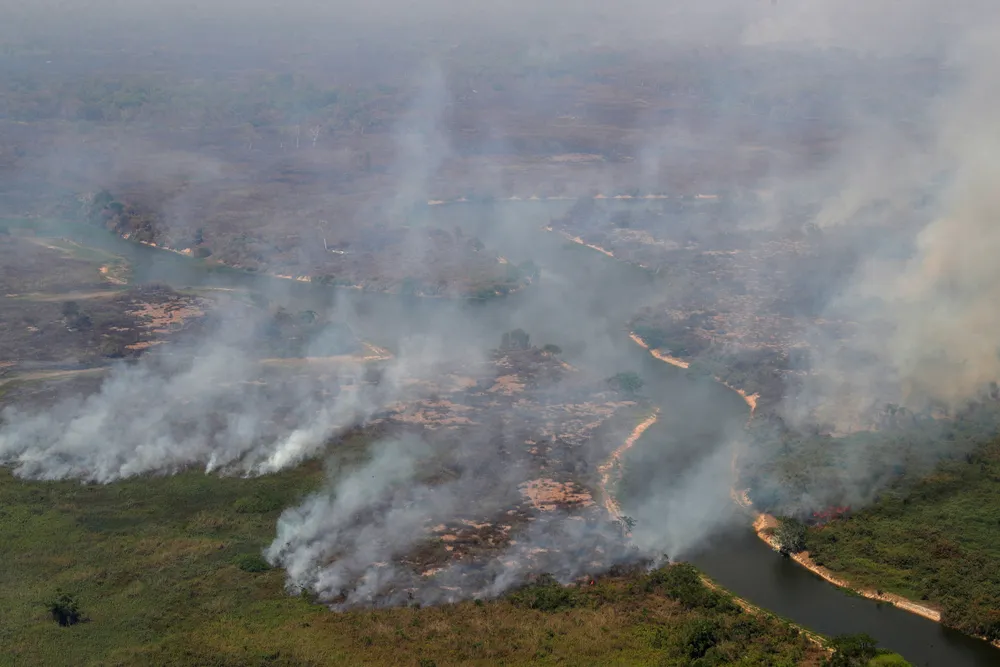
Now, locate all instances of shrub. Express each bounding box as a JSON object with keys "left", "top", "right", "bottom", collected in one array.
[
  {"left": 608, "top": 371, "right": 644, "bottom": 395},
  {"left": 48, "top": 589, "right": 82, "bottom": 626},
  {"left": 775, "top": 518, "right": 807, "bottom": 556},
  {"left": 233, "top": 492, "right": 283, "bottom": 514},
  {"left": 825, "top": 633, "right": 879, "bottom": 666},
  {"left": 234, "top": 553, "right": 272, "bottom": 573},
  {"left": 100, "top": 338, "right": 127, "bottom": 358},
  {"left": 644, "top": 564, "right": 736, "bottom": 612},
  {"left": 509, "top": 574, "right": 580, "bottom": 611},
  {"left": 683, "top": 618, "right": 720, "bottom": 659}
]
